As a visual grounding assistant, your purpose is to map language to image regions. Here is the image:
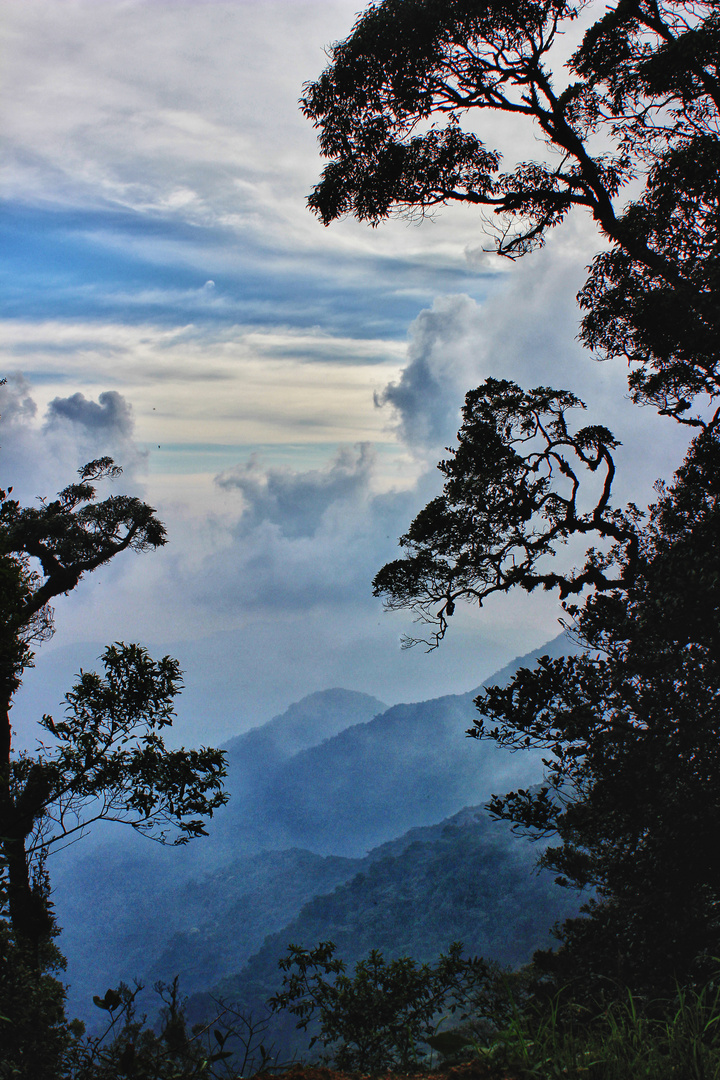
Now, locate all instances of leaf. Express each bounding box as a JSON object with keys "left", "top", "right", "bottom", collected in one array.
[
  {"left": 425, "top": 1031, "right": 474, "bottom": 1055},
  {"left": 93, "top": 988, "right": 122, "bottom": 1011}
]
